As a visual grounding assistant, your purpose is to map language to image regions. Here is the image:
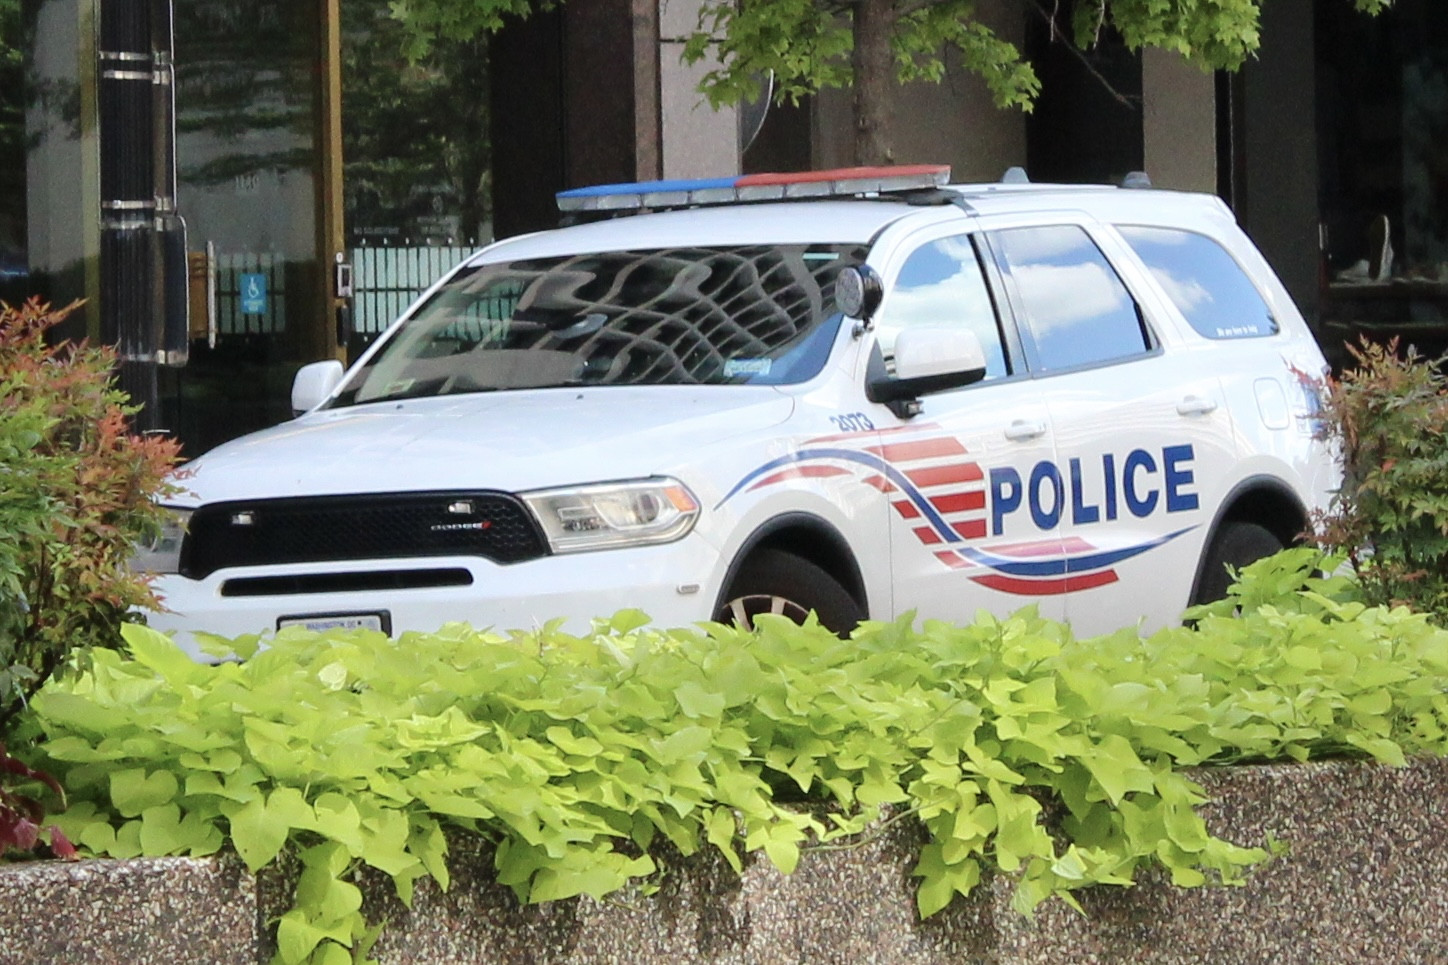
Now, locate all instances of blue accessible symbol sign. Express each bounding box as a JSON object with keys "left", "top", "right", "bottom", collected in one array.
[{"left": 240, "top": 273, "right": 267, "bottom": 315}]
